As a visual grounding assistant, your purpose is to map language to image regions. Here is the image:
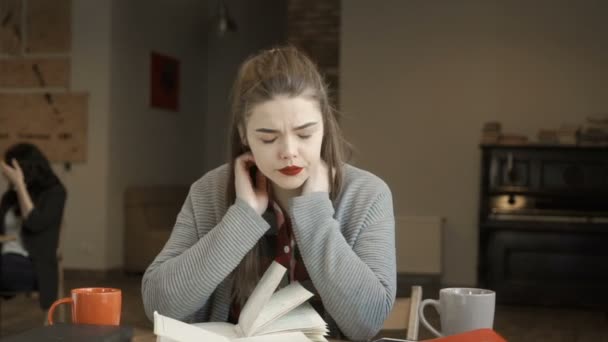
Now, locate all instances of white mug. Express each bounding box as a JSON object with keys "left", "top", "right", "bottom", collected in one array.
[{"left": 419, "top": 287, "right": 495, "bottom": 337}]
